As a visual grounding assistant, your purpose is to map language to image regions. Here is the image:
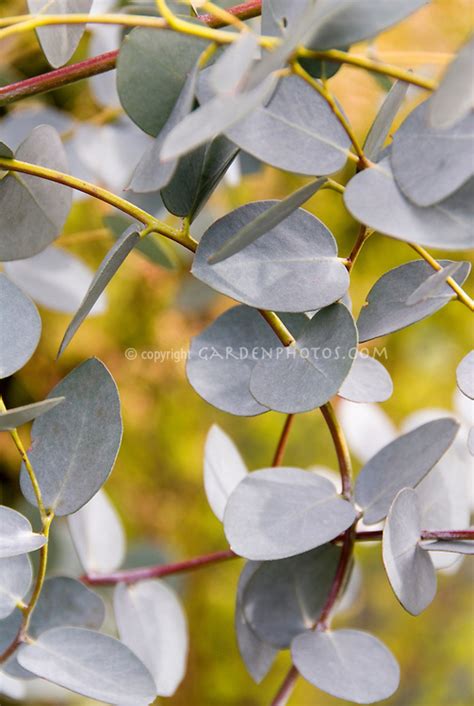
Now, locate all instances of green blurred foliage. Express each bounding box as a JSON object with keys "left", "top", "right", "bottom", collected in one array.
[{"left": 0, "top": 1, "right": 473, "bottom": 705}]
